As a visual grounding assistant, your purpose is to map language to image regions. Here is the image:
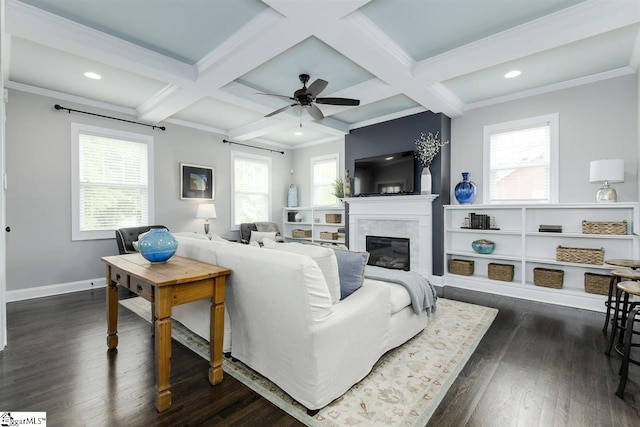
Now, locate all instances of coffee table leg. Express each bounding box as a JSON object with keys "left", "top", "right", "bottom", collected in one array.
[
  {"left": 155, "top": 317, "right": 172, "bottom": 412},
  {"left": 106, "top": 267, "right": 118, "bottom": 350},
  {"left": 209, "top": 277, "right": 226, "bottom": 385}
]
